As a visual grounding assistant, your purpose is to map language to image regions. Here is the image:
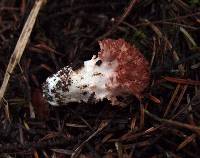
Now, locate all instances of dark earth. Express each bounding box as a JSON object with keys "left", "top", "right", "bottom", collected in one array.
[{"left": 0, "top": 0, "right": 200, "bottom": 157}]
